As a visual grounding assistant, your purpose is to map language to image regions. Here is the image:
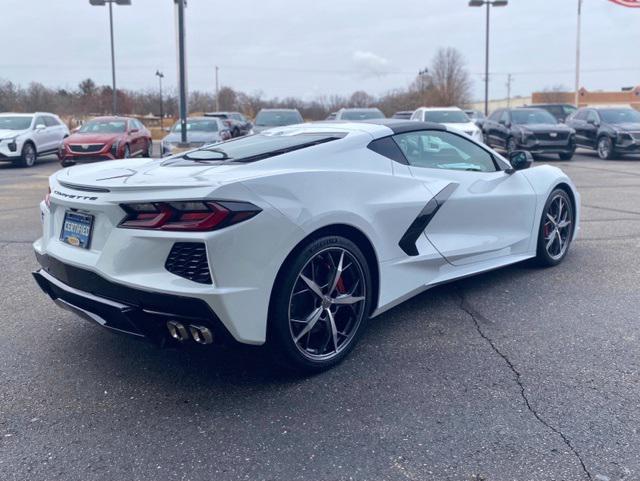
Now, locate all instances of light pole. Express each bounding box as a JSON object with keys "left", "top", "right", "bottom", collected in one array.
[
  {"left": 469, "top": 0, "right": 508, "bottom": 116},
  {"left": 155, "top": 70, "right": 164, "bottom": 130},
  {"left": 418, "top": 68, "right": 429, "bottom": 106},
  {"left": 89, "top": 0, "right": 131, "bottom": 115},
  {"left": 174, "top": 0, "right": 188, "bottom": 144}
]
